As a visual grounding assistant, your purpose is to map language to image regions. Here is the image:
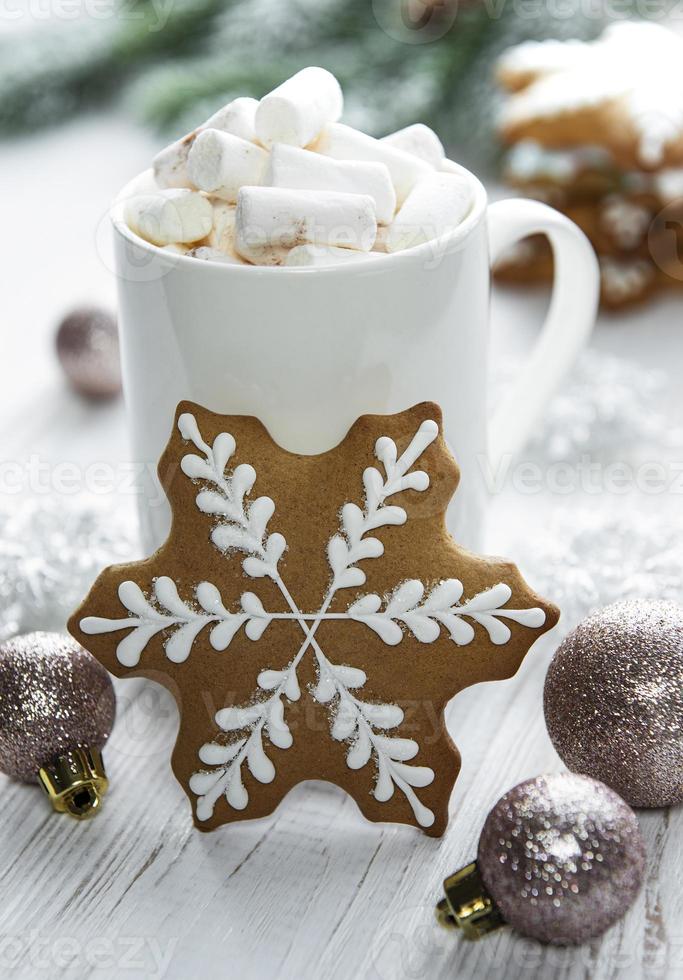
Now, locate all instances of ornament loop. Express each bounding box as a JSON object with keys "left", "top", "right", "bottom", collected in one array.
[
  {"left": 436, "top": 862, "right": 505, "bottom": 939},
  {"left": 38, "top": 747, "right": 109, "bottom": 820}
]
